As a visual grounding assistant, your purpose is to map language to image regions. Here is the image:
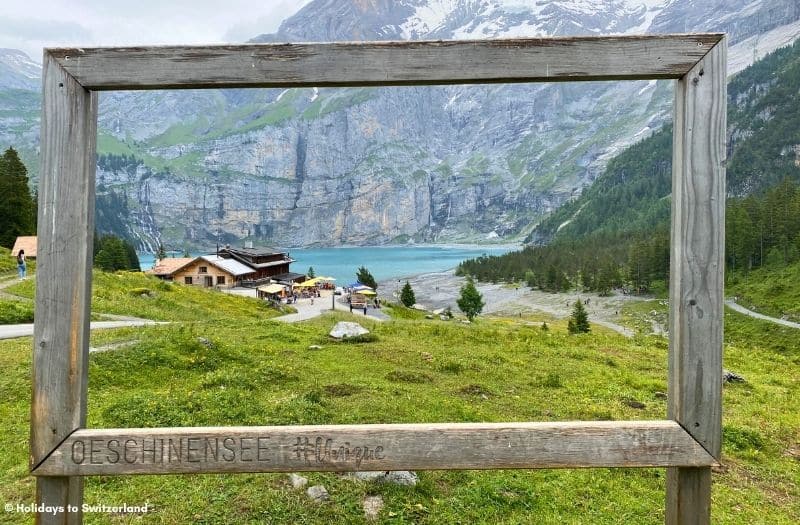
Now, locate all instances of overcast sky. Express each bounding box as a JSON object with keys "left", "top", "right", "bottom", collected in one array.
[{"left": 2, "top": 0, "right": 313, "bottom": 61}]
